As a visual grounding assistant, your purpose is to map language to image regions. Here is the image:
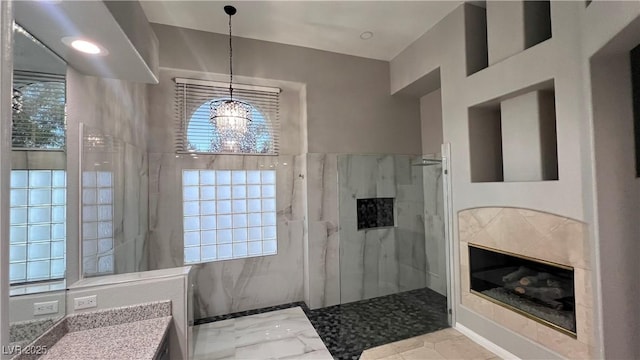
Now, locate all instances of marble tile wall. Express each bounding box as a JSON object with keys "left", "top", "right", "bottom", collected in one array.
[
  {"left": 146, "top": 68, "right": 307, "bottom": 318},
  {"left": 423, "top": 162, "right": 447, "bottom": 296},
  {"left": 81, "top": 130, "right": 148, "bottom": 276},
  {"left": 148, "top": 154, "right": 305, "bottom": 319},
  {"left": 304, "top": 153, "right": 340, "bottom": 309},
  {"left": 67, "top": 68, "right": 150, "bottom": 281},
  {"left": 337, "top": 154, "right": 426, "bottom": 303},
  {"left": 458, "top": 207, "right": 593, "bottom": 359}
]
